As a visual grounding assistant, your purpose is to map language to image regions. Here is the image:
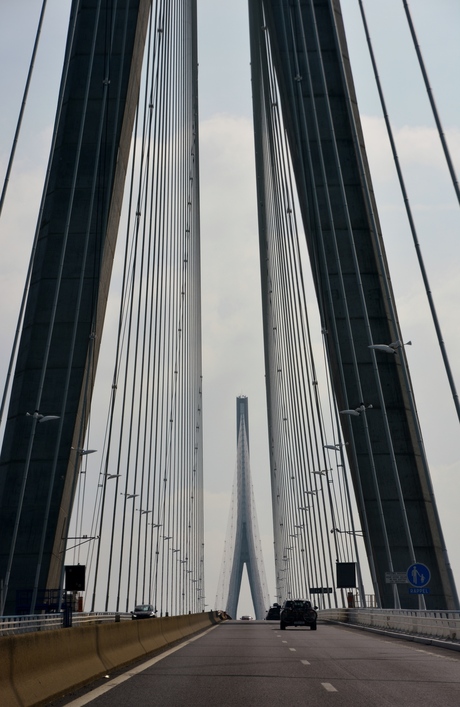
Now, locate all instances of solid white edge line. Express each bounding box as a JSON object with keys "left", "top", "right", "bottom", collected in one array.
[{"left": 63, "top": 625, "right": 219, "bottom": 707}]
